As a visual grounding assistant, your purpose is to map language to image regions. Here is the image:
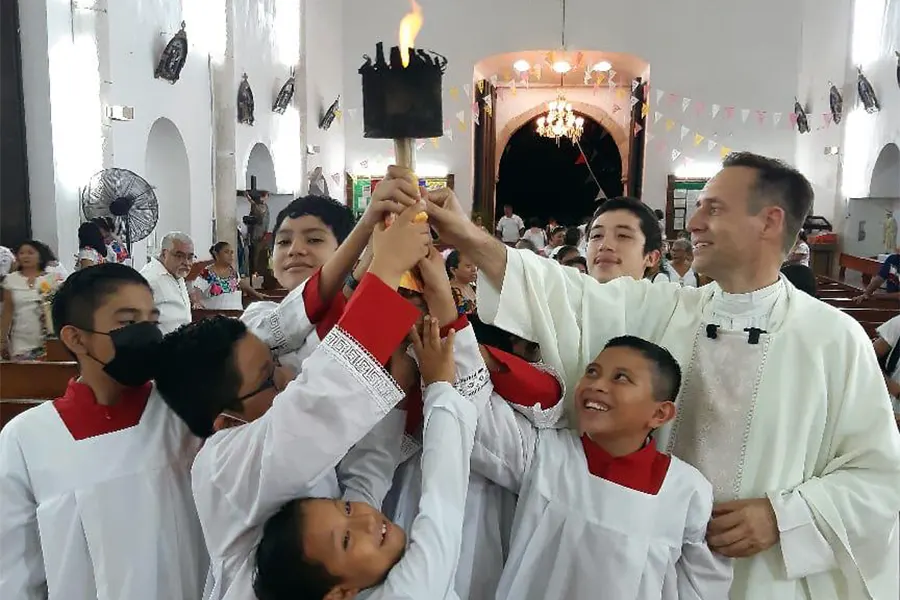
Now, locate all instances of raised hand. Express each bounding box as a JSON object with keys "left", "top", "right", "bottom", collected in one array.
[
  {"left": 423, "top": 187, "right": 471, "bottom": 245},
  {"left": 360, "top": 167, "right": 421, "bottom": 230},
  {"left": 417, "top": 249, "right": 458, "bottom": 326},
  {"left": 369, "top": 201, "right": 432, "bottom": 290},
  {"left": 410, "top": 316, "right": 456, "bottom": 386}
]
